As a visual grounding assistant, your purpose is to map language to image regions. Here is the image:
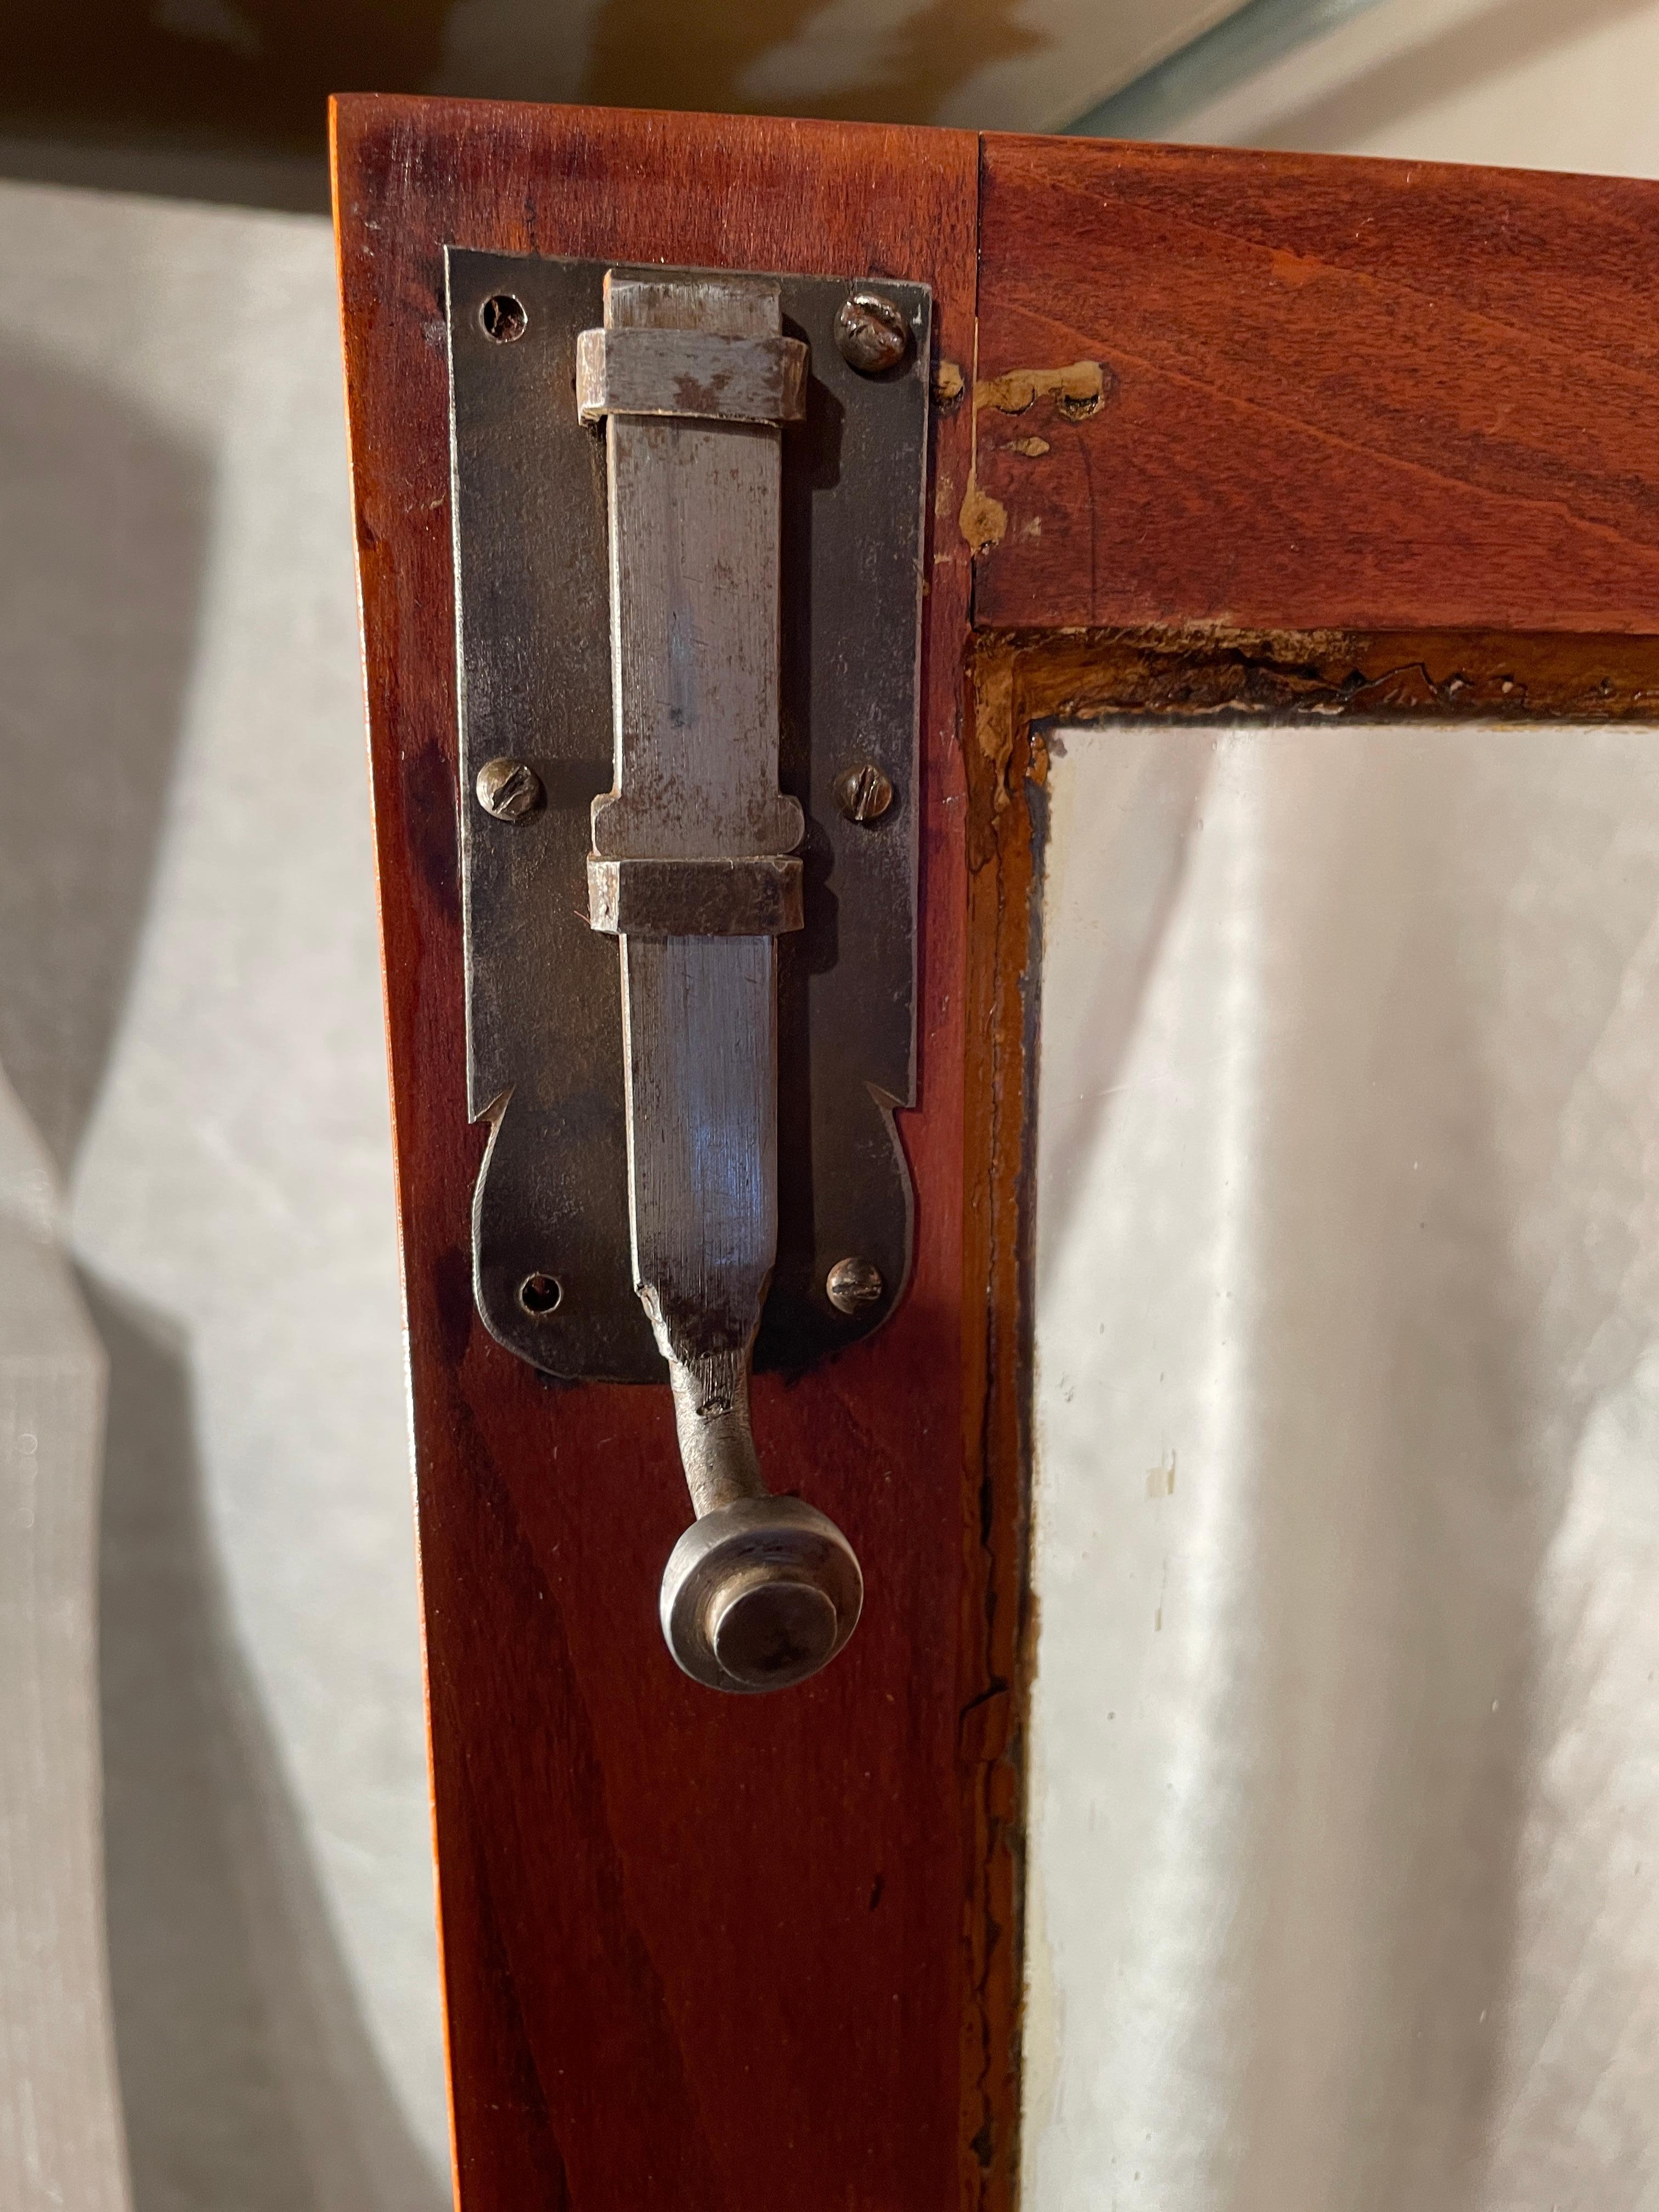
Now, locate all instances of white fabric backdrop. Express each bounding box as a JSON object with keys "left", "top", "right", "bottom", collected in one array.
[
  {"left": 0, "top": 178, "right": 444, "bottom": 2208},
  {"left": 1028, "top": 721, "right": 1659, "bottom": 2210},
  {"left": 0, "top": 1074, "right": 126, "bottom": 2208}
]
